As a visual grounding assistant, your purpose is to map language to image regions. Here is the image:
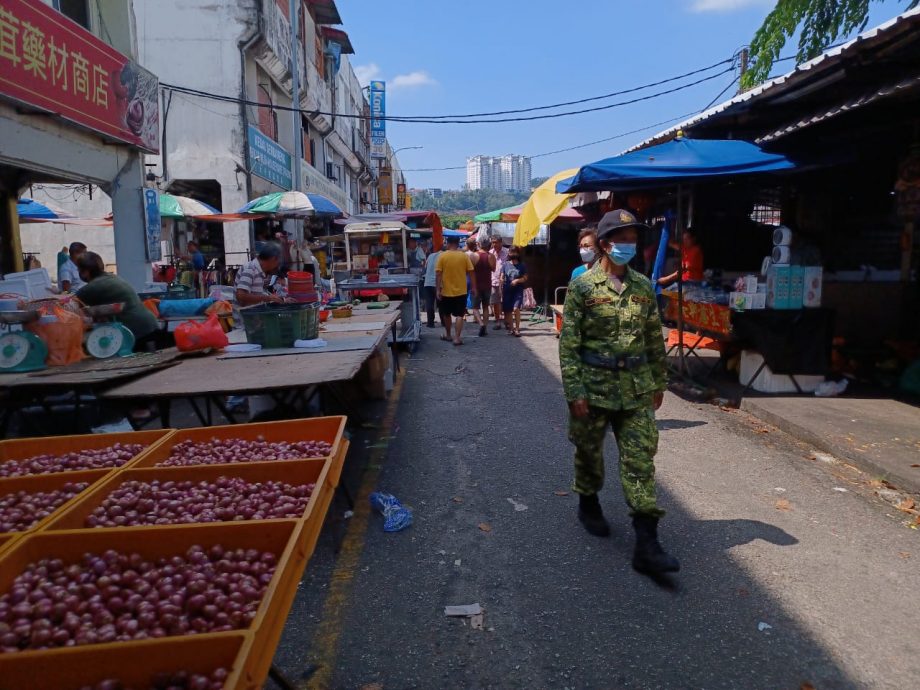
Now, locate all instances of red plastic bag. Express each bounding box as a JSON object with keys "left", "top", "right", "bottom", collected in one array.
[{"left": 174, "top": 314, "right": 228, "bottom": 352}]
